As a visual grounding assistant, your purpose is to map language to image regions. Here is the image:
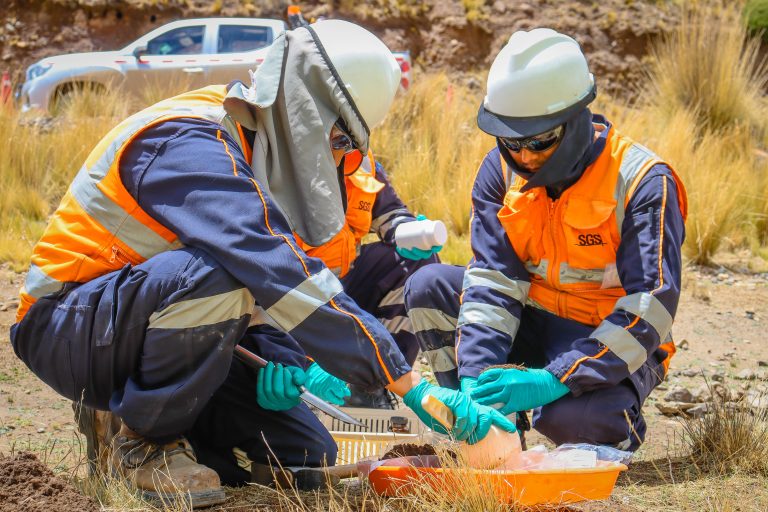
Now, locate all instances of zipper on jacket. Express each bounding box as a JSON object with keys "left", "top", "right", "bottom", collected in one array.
[
  {"left": 109, "top": 245, "right": 129, "bottom": 265},
  {"left": 546, "top": 198, "right": 563, "bottom": 316}
]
